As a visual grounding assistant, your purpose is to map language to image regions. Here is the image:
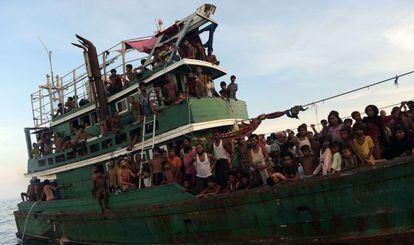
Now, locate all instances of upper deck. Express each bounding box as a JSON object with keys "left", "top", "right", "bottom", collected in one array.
[{"left": 30, "top": 4, "right": 219, "bottom": 128}]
